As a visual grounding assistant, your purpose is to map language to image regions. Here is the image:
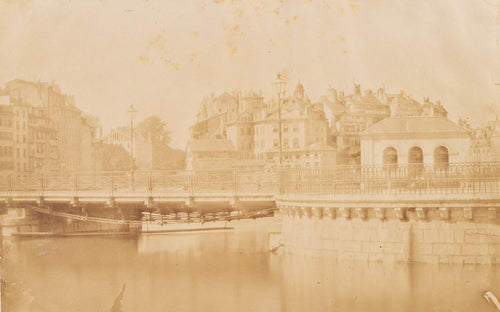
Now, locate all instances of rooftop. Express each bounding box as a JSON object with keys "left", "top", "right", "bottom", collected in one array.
[{"left": 361, "top": 116, "right": 470, "bottom": 137}]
